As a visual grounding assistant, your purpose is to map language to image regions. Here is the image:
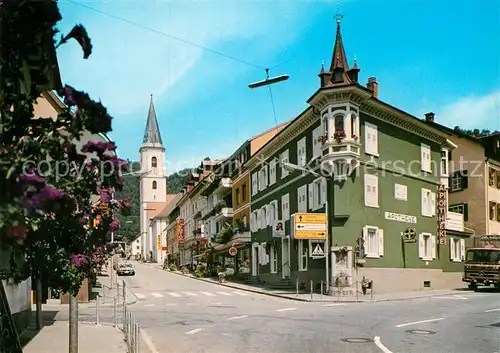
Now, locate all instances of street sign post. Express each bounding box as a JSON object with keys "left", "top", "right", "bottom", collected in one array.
[{"left": 291, "top": 213, "right": 327, "bottom": 240}]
